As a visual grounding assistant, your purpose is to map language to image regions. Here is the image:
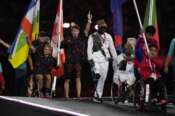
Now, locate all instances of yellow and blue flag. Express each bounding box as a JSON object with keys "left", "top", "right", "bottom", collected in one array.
[{"left": 8, "top": 0, "right": 40, "bottom": 68}]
